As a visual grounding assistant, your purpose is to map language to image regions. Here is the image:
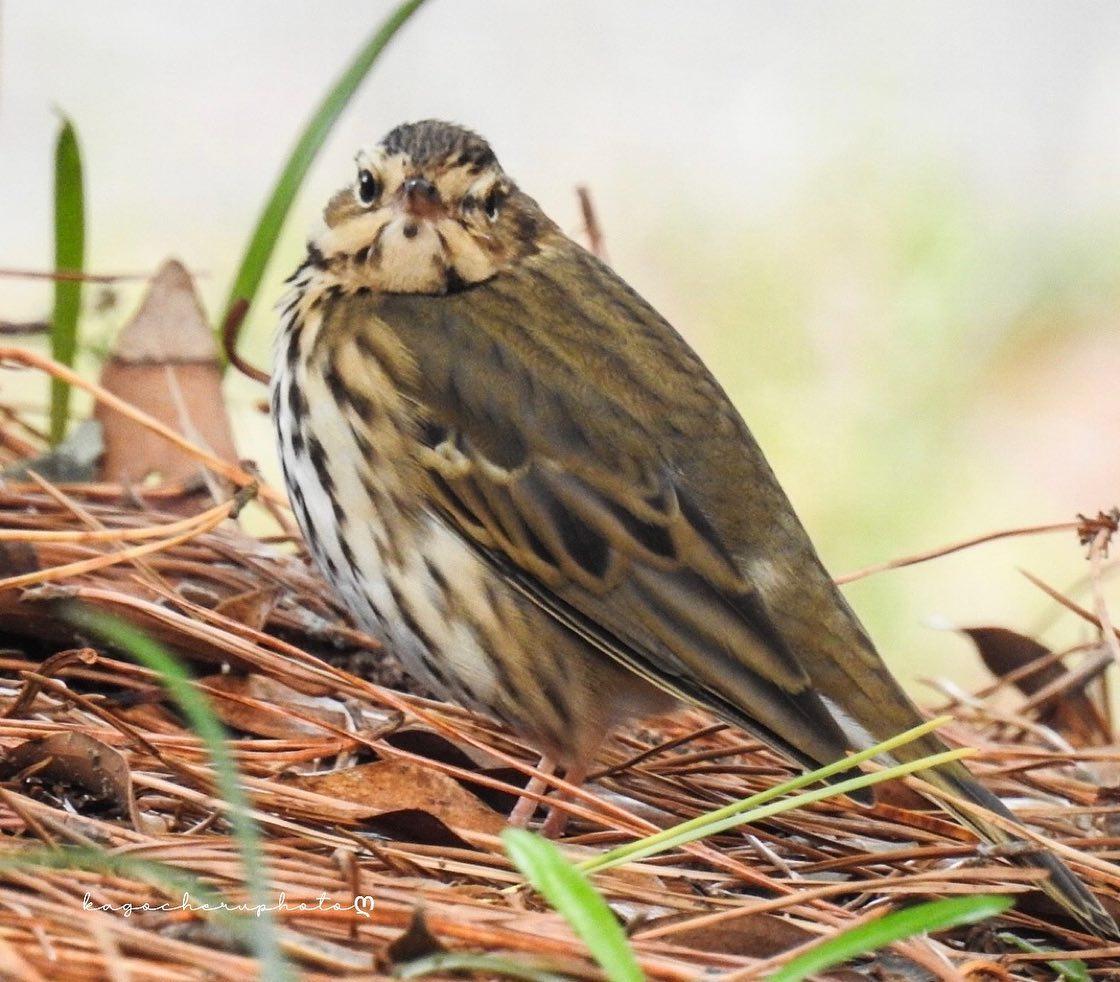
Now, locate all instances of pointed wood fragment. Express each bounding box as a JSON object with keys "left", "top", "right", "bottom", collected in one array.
[{"left": 96, "top": 258, "right": 238, "bottom": 485}]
